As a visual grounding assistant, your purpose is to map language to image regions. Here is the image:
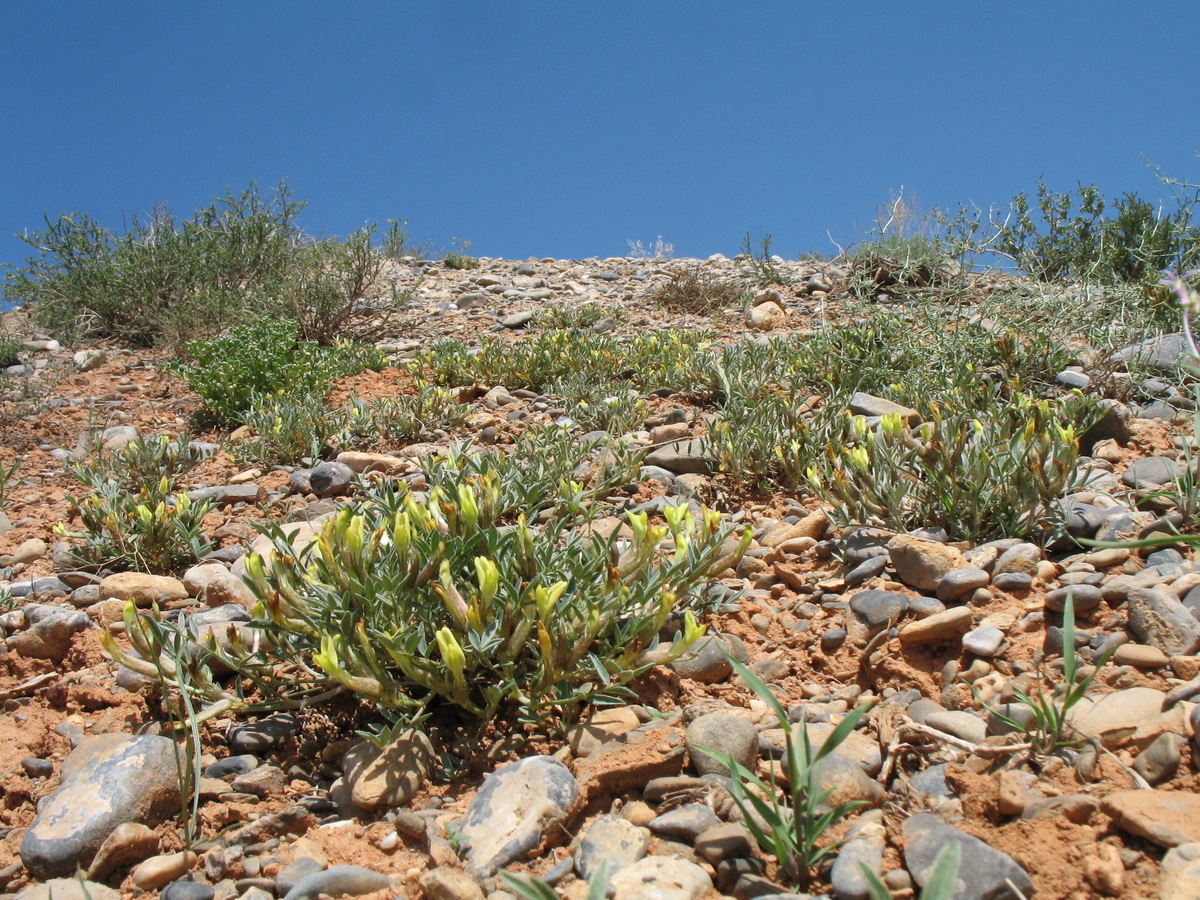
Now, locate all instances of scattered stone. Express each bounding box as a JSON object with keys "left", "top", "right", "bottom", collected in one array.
[
  {"left": 1122, "top": 455, "right": 1182, "bottom": 489},
  {"left": 686, "top": 712, "right": 758, "bottom": 777},
  {"left": 936, "top": 568, "right": 990, "bottom": 603},
  {"left": 1161, "top": 843, "right": 1200, "bottom": 900},
  {"left": 1133, "top": 733, "right": 1183, "bottom": 786},
  {"left": 848, "top": 392, "right": 921, "bottom": 425},
  {"left": 902, "top": 813, "right": 1033, "bottom": 900},
  {"left": 132, "top": 851, "right": 198, "bottom": 891},
  {"left": 693, "top": 822, "right": 752, "bottom": 866},
  {"left": 746, "top": 300, "right": 786, "bottom": 330},
  {"left": 899, "top": 606, "right": 973, "bottom": 645},
  {"left": 21, "top": 734, "right": 182, "bottom": 879},
  {"left": 182, "top": 563, "right": 256, "bottom": 607},
  {"left": 308, "top": 462, "right": 355, "bottom": 497},
  {"left": 458, "top": 756, "right": 580, "bottom": 876},
  {"left": 644, "top": 439, "right": 712, "bottom": 475},
  {"left": 342, "top": 730, "right": 435, "bottom": 811},
  {"left": 887, "top": 535, "right": 966, "bottom": 592},
  {"left": 566, "top": 707, "right": 642, "bottom": 758},
  {"left": 607, "top": 856, "right": 712, "bottom": 900},
  {"left": 1127, "top": 587, "right": 1200, "bottom": 656},
  {"left": 649, "top": 802, "right": 722, "bottom": 842},
  {"left": 98, "top": 572, "right": 188, "bottom": 607},
  {"left": 5, "top": 604, "right": 90, "bottom": 660},
  {"left": 576, "top": 814, "right": 649, "bottom": 878},
  {"left": 961, "top": 625, "right": 1004, "bottom": 657},
  {"left": 17, "top": 879, "right": 119, "bottom": 900},
  {"left": 418, "top": 867, "right": 486, "bottom": 900},
  {"left": 670, "top": 632, "right": 748, "bottom": 682},
  {"left": 1101, "top": 790, "right": 1200, "bottom": 847},
  {"left": 280, "top": 865, "right": 392, "bottom": 900},
  {"left": 86, "top": 822, "right": 159, "bottom": 880}
]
